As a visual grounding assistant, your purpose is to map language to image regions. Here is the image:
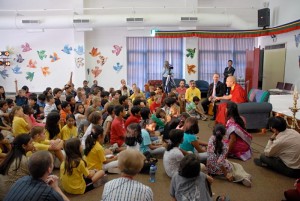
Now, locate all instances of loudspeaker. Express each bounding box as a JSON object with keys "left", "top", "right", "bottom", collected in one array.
[{"left": 258, "top": 8, "right": 270, "bottom": 27}]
